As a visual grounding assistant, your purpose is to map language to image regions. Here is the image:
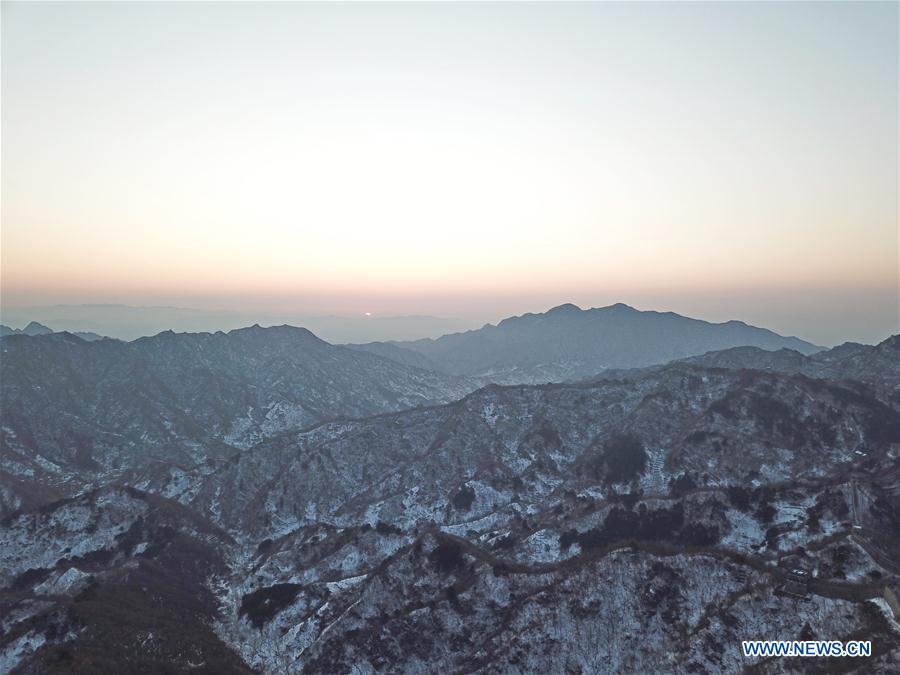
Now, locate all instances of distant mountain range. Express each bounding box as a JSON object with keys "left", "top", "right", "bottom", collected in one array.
[
  {"left": 0, "top": 305, "right": 477, "bottom": 342},
  {"left": 351, "top": 303, "right": 822, "bottom": 383},
  {"left": 1, "top": 321, "right": 105, "bottom": 342},
  {"left": 1, "top": 321, "right": 54, "bottom": 337}
]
